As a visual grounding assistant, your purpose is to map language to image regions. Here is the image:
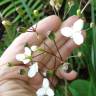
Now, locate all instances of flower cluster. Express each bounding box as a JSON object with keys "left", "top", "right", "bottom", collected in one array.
[
  {"left": 16, "top": 45, "right": 39, "bottom": 78},
  {"left": 16, "top": 45, "right": 55, "bottom": 96}
]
